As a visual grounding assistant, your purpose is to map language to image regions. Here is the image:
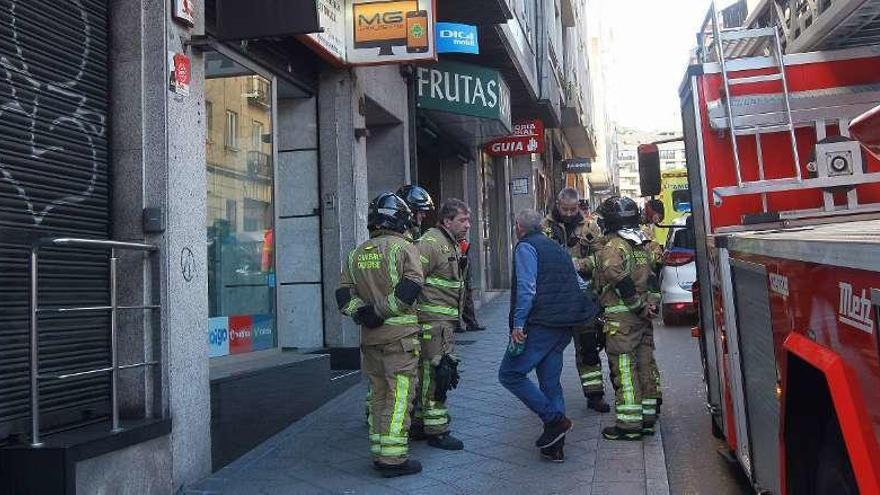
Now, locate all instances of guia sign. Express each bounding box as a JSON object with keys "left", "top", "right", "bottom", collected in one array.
[{"left": 483, "top": 120, "right": 545, "bottom": 156}]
